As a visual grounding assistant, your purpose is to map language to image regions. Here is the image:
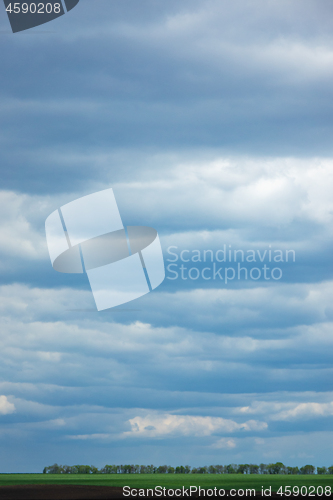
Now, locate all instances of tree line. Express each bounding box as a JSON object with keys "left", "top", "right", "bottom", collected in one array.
[{"left": 43, "top": 463, "right": 333, "bottom": 475}]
